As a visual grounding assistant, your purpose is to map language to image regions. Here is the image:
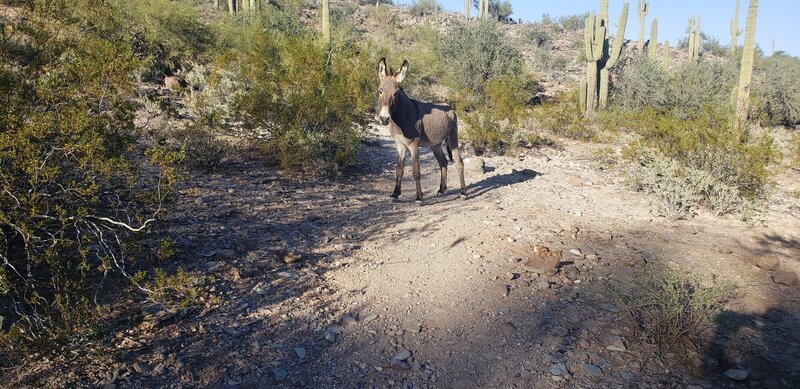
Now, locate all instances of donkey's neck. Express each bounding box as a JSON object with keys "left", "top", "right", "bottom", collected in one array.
[{"left": 391, "top": 90, "right": 419, "bottom": 132}]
